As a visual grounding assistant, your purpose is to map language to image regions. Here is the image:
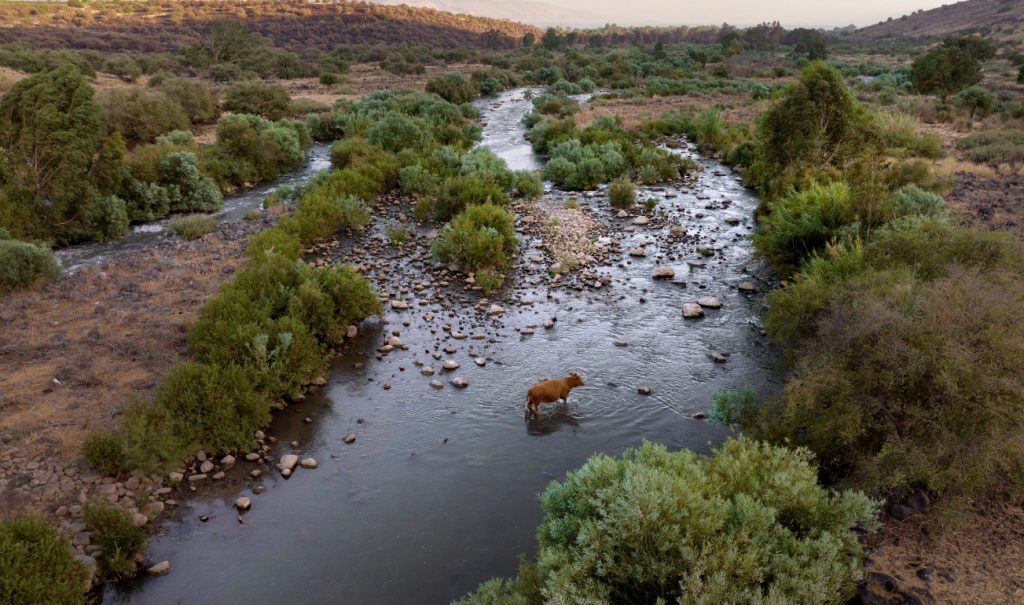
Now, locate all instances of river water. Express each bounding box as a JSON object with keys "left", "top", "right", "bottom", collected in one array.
[
  {"left": 103, "top": 89, "right": 780, "bottom": 605},
  {"left": 55, "top": 144, "right": 333, "bottom": 273}
]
